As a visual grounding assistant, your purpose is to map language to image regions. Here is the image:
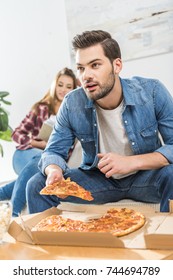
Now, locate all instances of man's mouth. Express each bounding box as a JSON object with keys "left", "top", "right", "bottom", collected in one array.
[{"left": 85, "top": 82, "right": 98, "bottom": 92}]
